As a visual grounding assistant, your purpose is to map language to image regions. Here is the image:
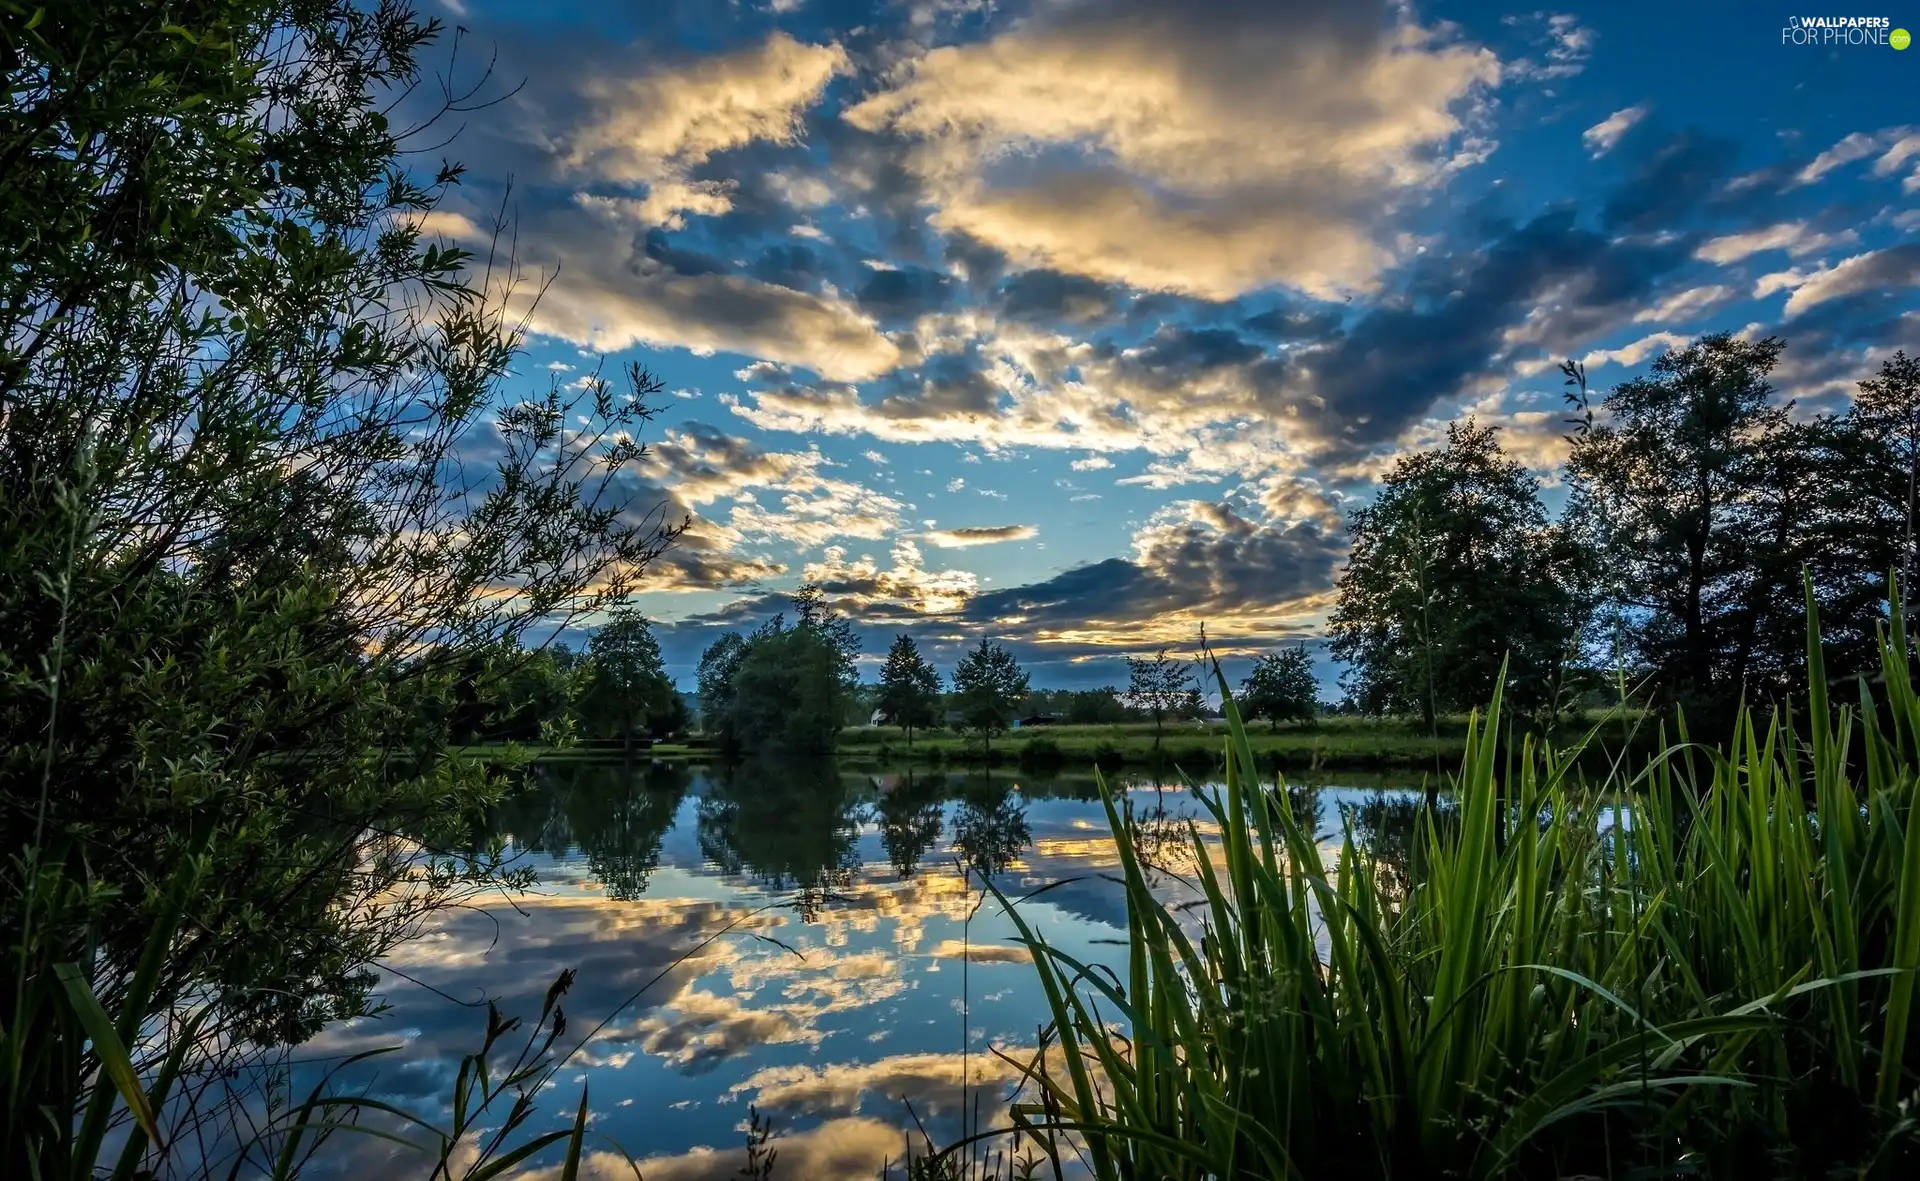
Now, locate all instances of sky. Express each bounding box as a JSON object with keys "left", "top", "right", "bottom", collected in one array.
[{"left": 415, "top": 0, "right": 1920, "bottom": 691}]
